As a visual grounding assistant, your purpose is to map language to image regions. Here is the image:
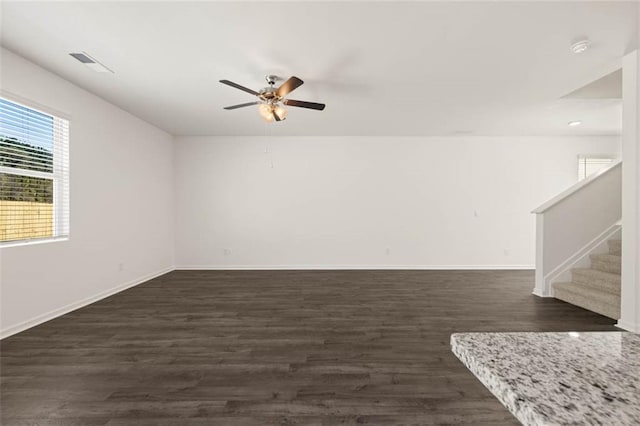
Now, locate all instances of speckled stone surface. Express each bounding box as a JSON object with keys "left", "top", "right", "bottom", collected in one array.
[{"left": 451, "top": 332, "right": 640, "bottom": 426}]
